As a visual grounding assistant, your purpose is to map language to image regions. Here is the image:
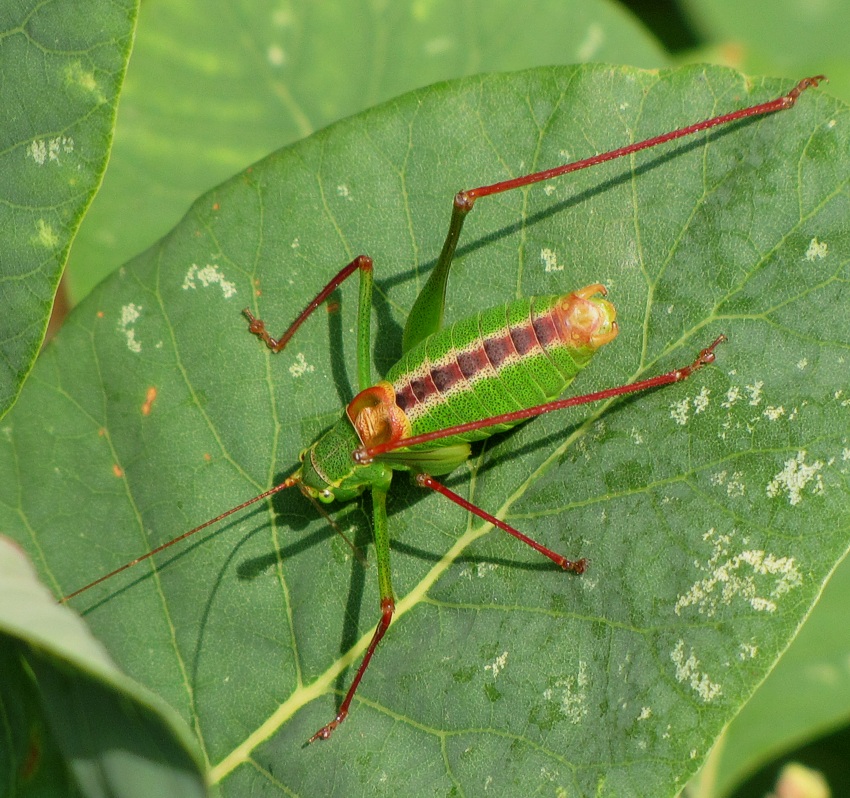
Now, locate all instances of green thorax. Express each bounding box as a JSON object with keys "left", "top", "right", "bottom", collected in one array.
[{"left": 297, "top": 418, "right": 391, "bottom": 503}]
